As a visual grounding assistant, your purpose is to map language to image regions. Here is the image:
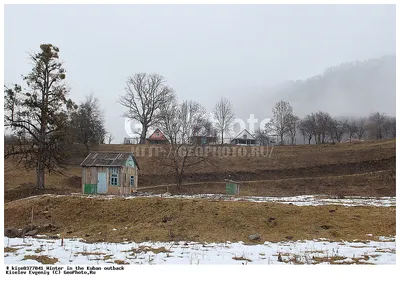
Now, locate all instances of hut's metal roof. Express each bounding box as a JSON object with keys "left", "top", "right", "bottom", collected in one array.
[{"left": 80, "top": 152, "right": 139, "bottom": 169}]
